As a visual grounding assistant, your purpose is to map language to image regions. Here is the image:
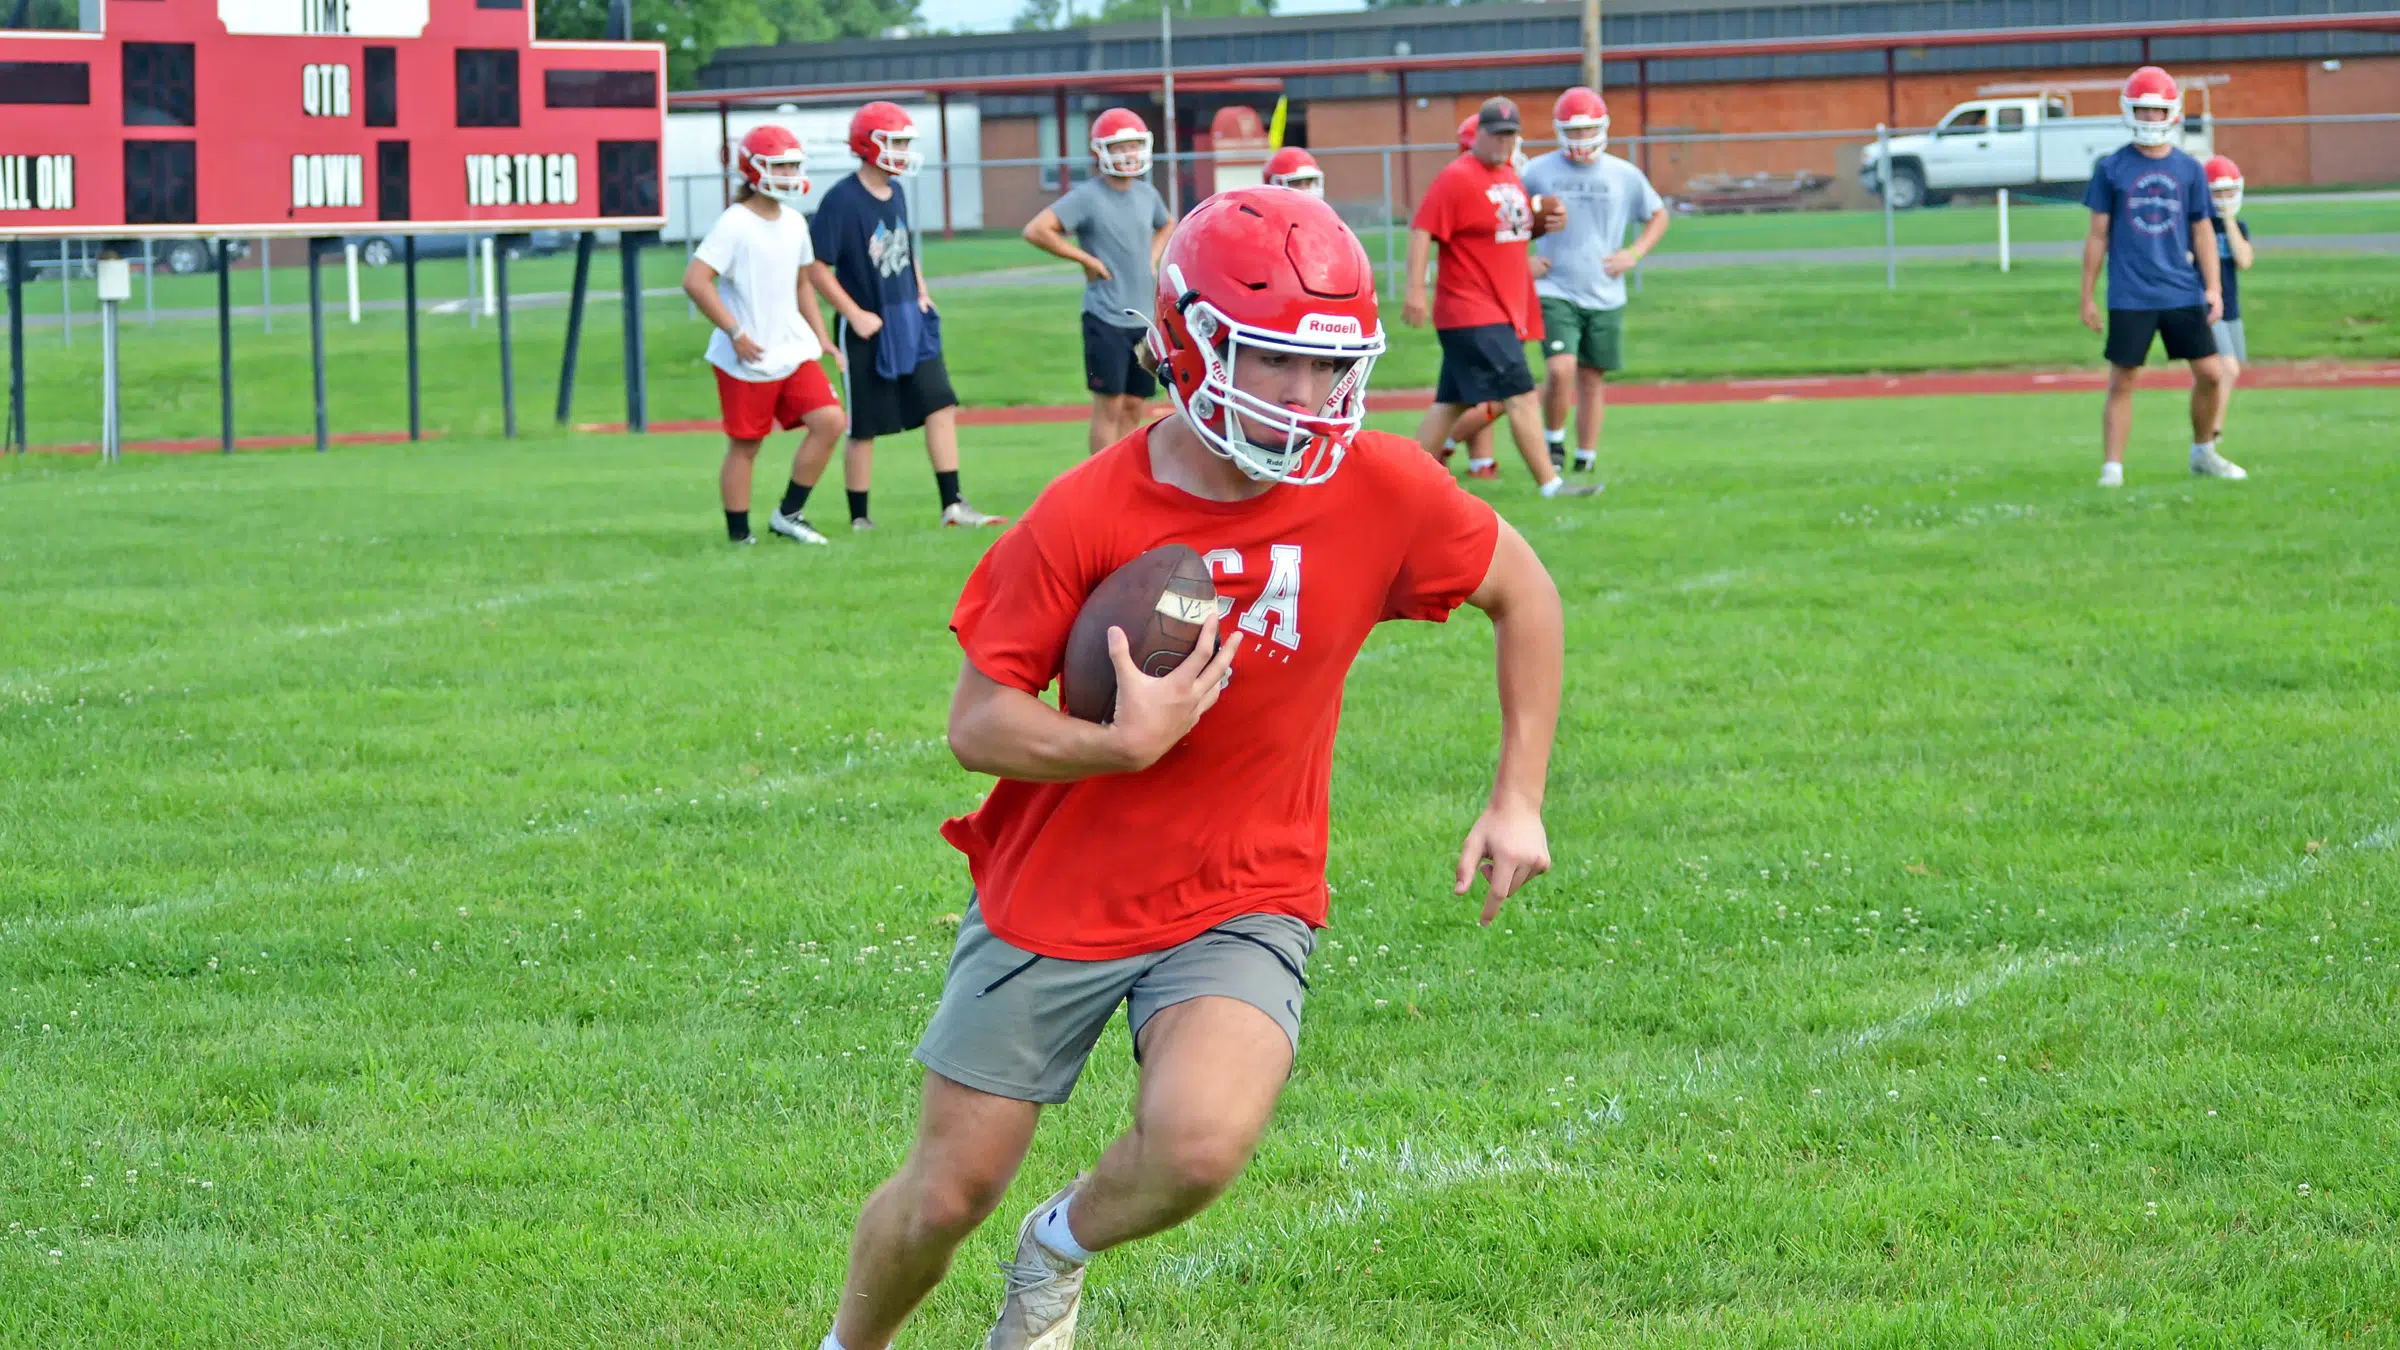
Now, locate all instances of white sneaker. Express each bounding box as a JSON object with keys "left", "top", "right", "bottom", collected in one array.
[
  {"left": 984, "top": 1181, "right": 1086, "bottom": 1350},
  {"left": 2191, "top": 445, "right": 2248, "bottom": 480},
  {"left": 1572, "top": 450, "right": 1597, "bottom": 473},
  {"left": 767, "top": 510, "right": 829, "bottom": 545},
  {"left": 943, "top": 500, "right": 1008, "bottom": 528},
  {"left": 1540, "top": 477, "right": 1602, "bottom": 499},
  {"left": 2098, "top": 462, "right": 2124, "bottom": 488},
  {"left": 850, "top": 516, "right": 876, "bottom": 533}
]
